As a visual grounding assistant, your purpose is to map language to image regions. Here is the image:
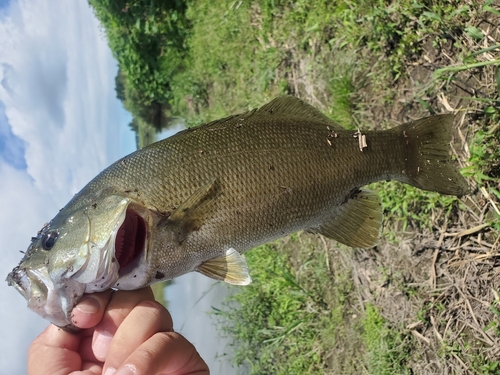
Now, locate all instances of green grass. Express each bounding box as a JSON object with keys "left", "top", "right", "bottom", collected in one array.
[
  {"left": 362, "top": 304, "right": 413, "bottom": 375},
  {"left": 213, "top": 243, "right": 335, "bottom": 374},
  {"left": 215, "top": 238, "right": 417, "bottom": 375},
  {"left": 213, "top": 236, "right": 374, "bottom": 374},
  {"left": 373, "top": 181, "right": 463, "bottom": 234},
  {"left": 461, "top": 109, "right": 500, "bottom": 231}
]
